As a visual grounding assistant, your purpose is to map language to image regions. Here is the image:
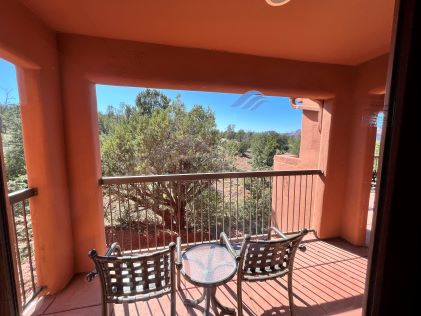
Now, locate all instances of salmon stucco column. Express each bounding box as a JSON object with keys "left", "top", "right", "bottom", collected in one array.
[
  {"left": 16, "top": 66, "right": 75, "bottom": 293},
  {"left": 59, "top": 62, "right": 106, "bottom": 272},
  {"left": 1, "top": 0, "right": 75, "bottom": 293}
]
